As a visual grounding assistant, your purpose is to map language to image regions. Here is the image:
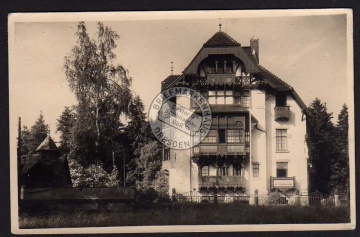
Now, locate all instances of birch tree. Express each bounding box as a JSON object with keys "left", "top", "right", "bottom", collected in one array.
[{"left": 64, "top": 22, "right": 132, "bottom": 169}]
